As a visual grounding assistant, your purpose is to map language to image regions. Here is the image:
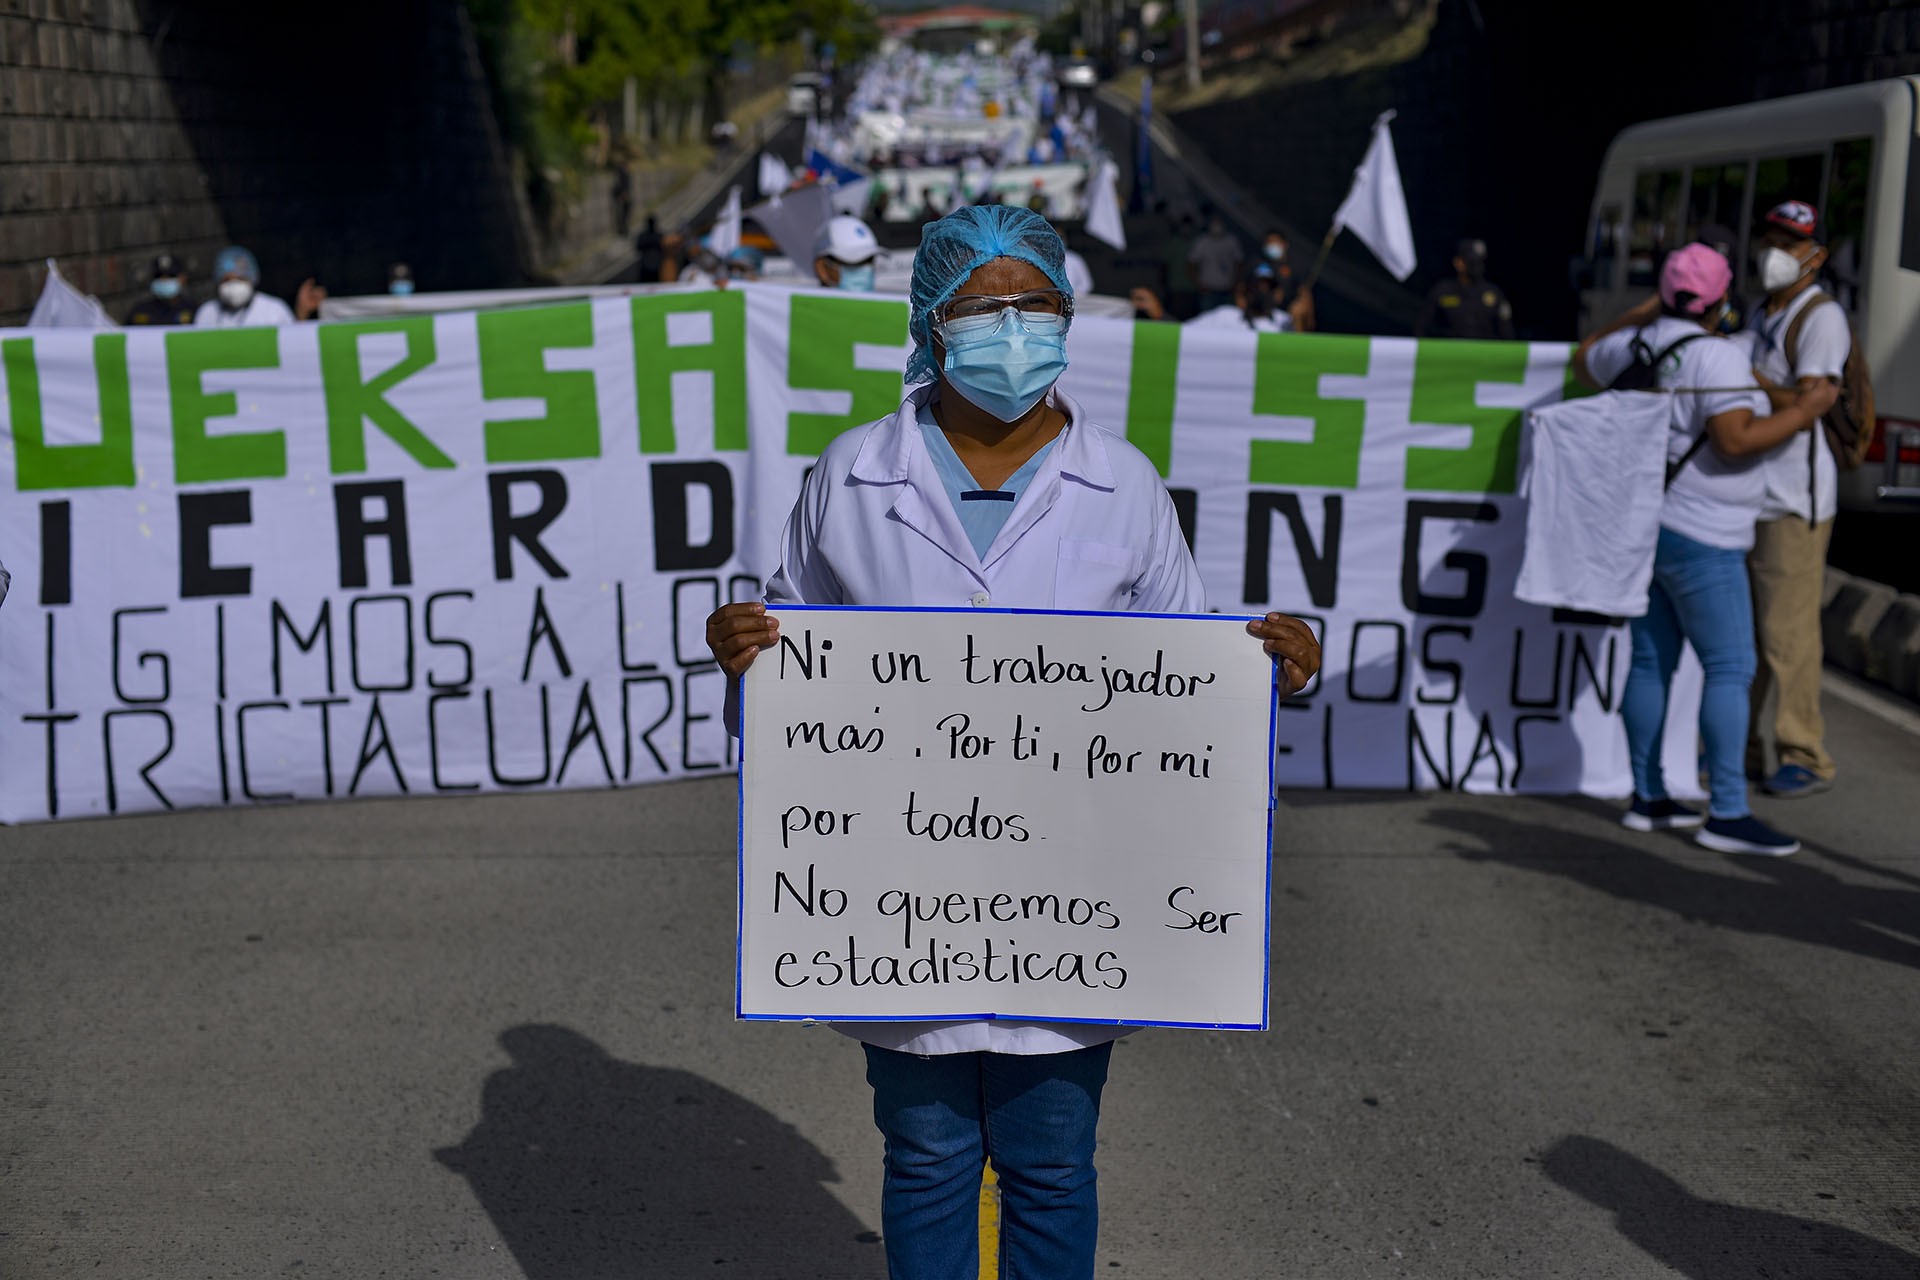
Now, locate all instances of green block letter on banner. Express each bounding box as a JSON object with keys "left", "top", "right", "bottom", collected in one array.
[
  {"left": 1247, "top": 333, "right": 1369, "bottom": 489},
  {"left": 167, "top": 327, "right": 286, "bottom": 483},
  {"left": 480, "top": 302, "right": 601, "bottom": 463},
  {"left": 4, "top": 333, "right": 136, "bottom": 490},
  {"left": 786, "top": 294, "right": 909, "bottom": 456},
  {"left": 633, "top": 290, "right": 747, "bottom": 453},
  {"left": 319, "top": 316, "right": 451, "bottom": 472},
  {"left": 1405, "top": 339, "right": 1530, "bottom": 494},
  {"left": 1124, "top": 320, "right": 1181, "bottom": 477}
]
